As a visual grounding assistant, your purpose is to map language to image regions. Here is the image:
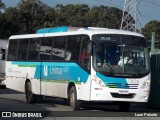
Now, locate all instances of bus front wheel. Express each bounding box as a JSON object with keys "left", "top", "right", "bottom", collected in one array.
[
  {"left": 69, "top": 86, "right": 81, "bottom": 111},
  {"left": 25, "top": 82, "right": 37, "bottom": 104}
]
